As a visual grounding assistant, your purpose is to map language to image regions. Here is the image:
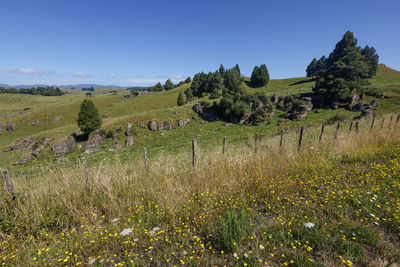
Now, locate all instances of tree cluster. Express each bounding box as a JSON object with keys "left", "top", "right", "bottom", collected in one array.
[
  {"left": 250, "top": 64, "right": 270, "bottom": 87},
  {"left": 148, "top": 77, "right": 191, "bottom": 92},
  {"left": 0, "top": 86, "right": 64, "bottom": 96},
  {"left": 311, "top": 31, "right": 379, "bottom": 104}
]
